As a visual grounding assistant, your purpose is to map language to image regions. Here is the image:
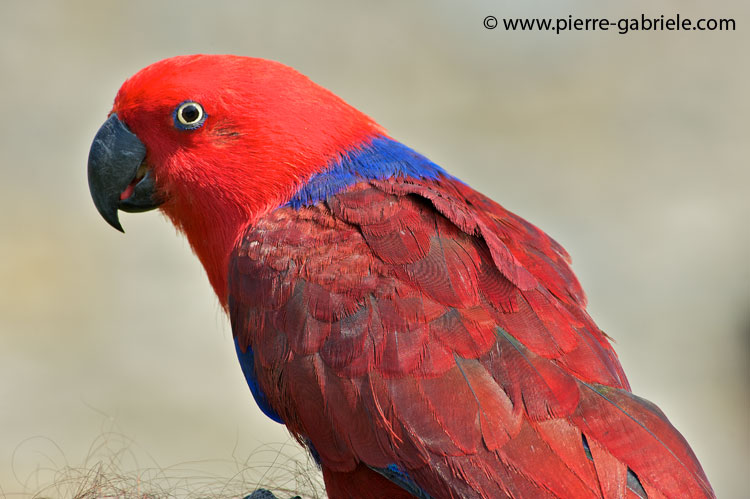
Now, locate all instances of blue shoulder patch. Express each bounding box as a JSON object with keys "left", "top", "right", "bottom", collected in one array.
[
  {"left": 286, "top": 135, "right": 450, "bottom": 208},
  {"left": 234, "top": 338, "right": 284, "bottom": 424}
]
